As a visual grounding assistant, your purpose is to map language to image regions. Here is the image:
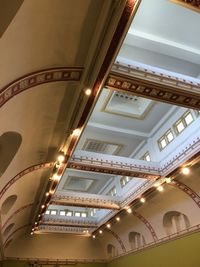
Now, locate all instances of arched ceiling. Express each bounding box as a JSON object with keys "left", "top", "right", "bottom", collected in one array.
[{"left": 1, "top": 0, "right": 200, "bottom": 264}]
